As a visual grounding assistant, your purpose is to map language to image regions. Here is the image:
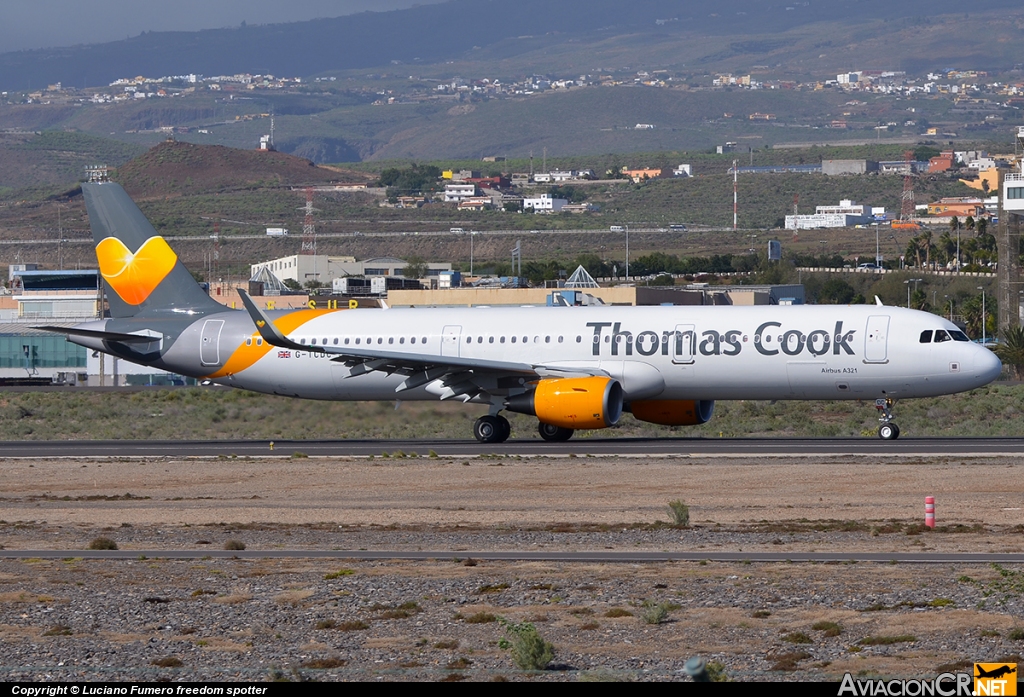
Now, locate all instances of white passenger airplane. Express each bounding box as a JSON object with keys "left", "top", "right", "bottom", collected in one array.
[{"left": 43, "top": 182, "right": 1003, "bottom": 443}]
